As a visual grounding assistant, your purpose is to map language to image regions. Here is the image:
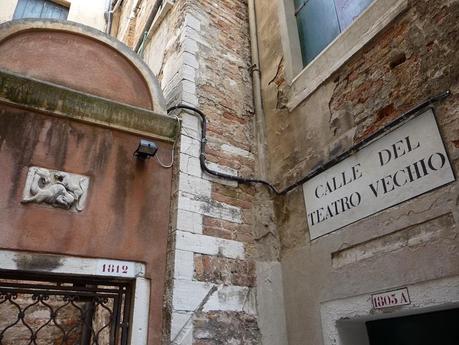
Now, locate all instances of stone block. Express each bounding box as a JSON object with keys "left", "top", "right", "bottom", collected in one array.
[
  {"left": 174, "top": 250, "right": 195, "bottom": 280},
  {"left": 178, "top": 173, "right": 212, "bottom": 197},
  {"left": 175, "top": 231, "right": 245, "bottom": 259},
  {"left": 179, "top": 153, "right": 201, "bottom": 177},
  {"left": 176, "top": 209, "right": 203, "bottom": 234}
]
